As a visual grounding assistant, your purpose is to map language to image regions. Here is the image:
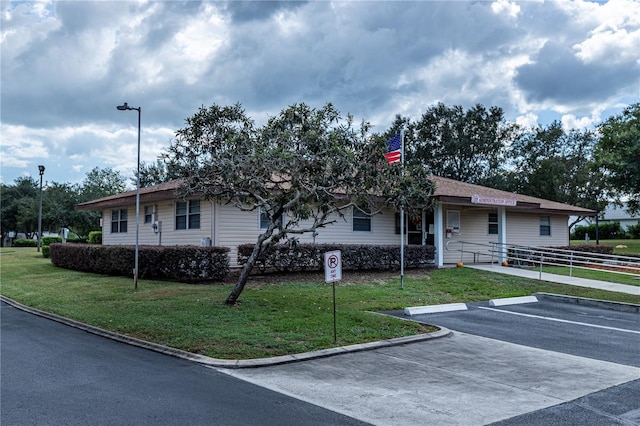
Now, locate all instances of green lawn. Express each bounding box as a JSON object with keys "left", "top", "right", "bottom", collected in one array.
[
  {"left": 570, "top": 239, "right": 640, "bottom": 257},
  {"left": 2, "top": 248, "right": 639, "bottom": 359},
  {"left": 542, "top": 266, "right": 640, "bottom": 286}
]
